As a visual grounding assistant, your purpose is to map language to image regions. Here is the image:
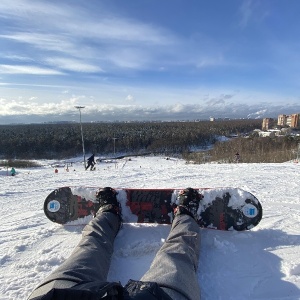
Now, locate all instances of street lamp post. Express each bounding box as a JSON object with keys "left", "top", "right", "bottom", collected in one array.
[
  {"left": 75, "top": 106, "right": 86, "bottom": 169},
  {"left": 112, "top": 137, "right": 118, "bottom": 157}
]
